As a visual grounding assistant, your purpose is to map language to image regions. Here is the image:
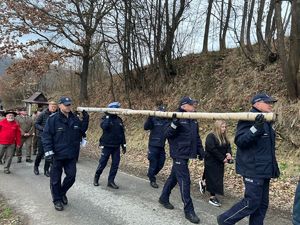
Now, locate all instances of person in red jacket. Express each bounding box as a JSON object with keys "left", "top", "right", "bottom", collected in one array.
[{"left": 0, "top": 111, "right": 21, "bottom": 174}]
